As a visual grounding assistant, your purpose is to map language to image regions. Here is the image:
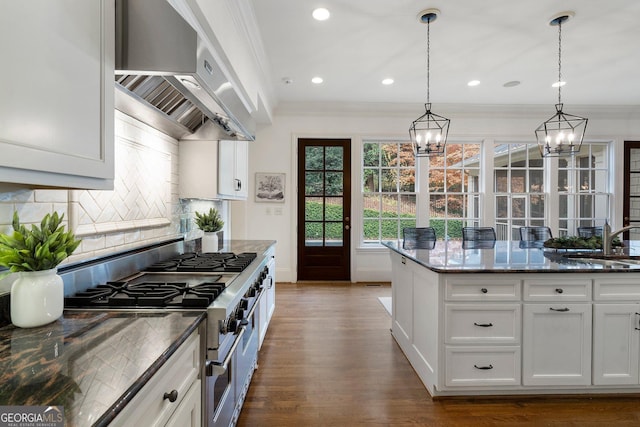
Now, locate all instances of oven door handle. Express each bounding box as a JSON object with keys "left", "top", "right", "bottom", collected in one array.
[{"left": 206, "top": 325, "right": 247, "bottom": 377}]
